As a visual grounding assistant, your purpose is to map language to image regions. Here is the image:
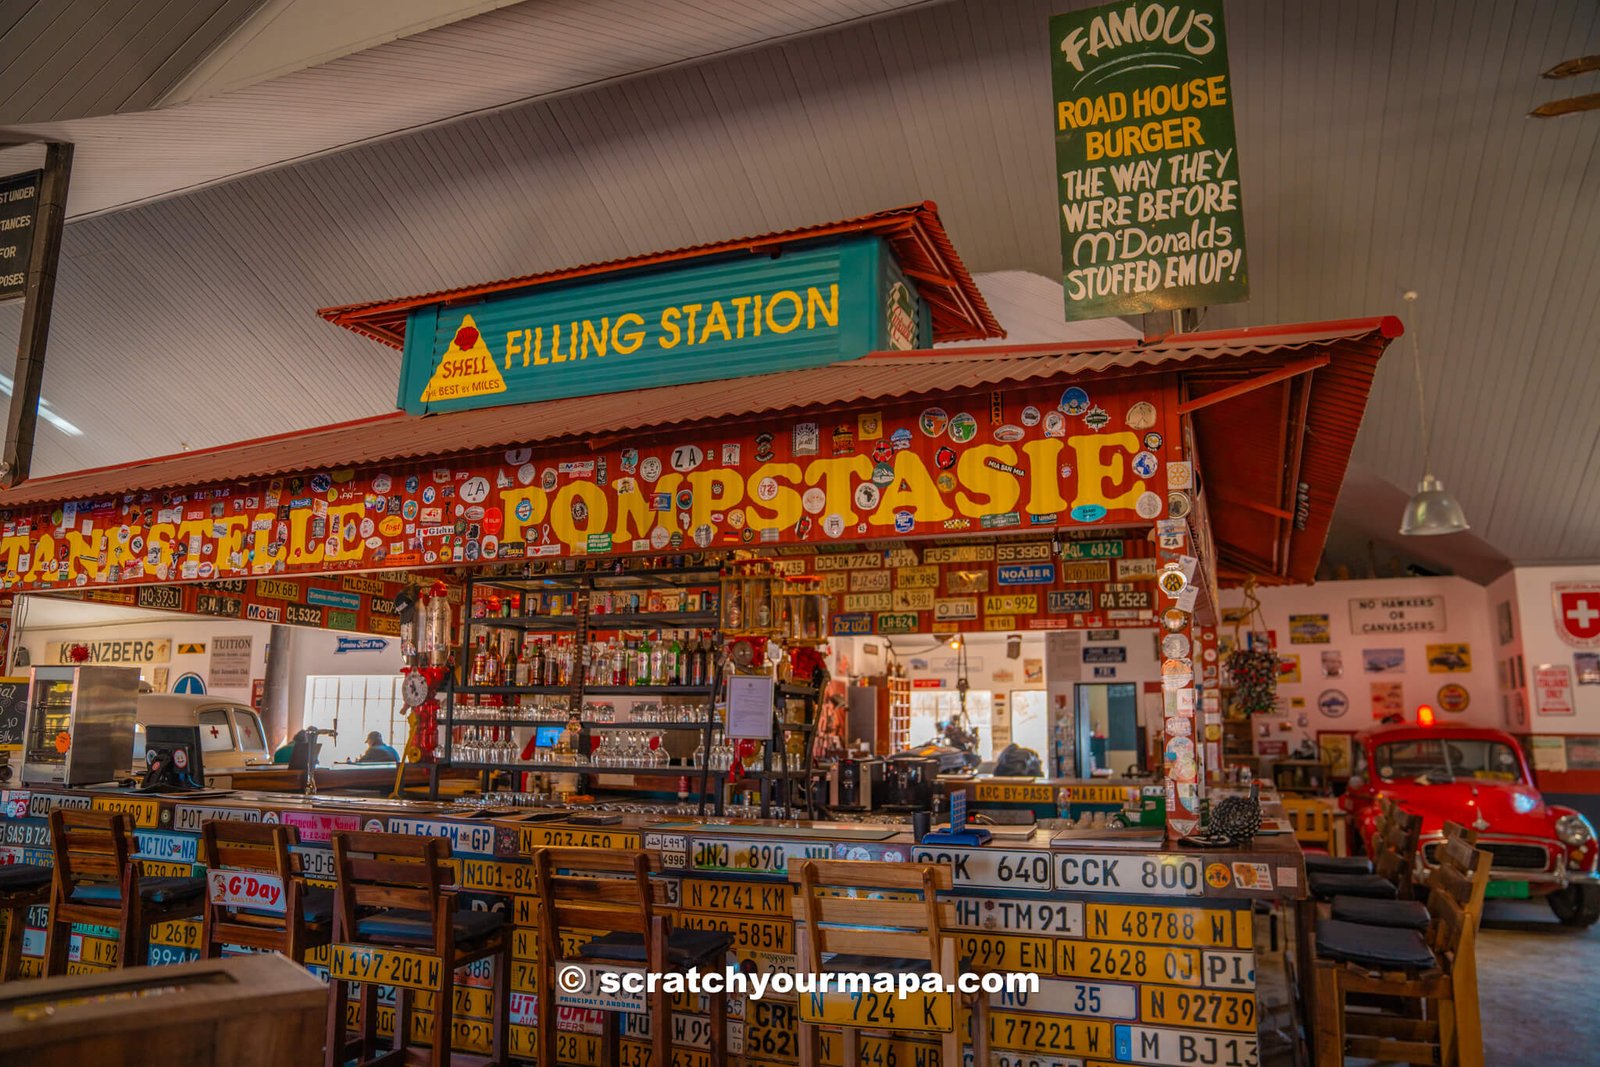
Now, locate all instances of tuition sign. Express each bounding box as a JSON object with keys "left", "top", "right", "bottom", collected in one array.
[{"left": 1050, "top": 0, "right": 1248, "bottom": 320}]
